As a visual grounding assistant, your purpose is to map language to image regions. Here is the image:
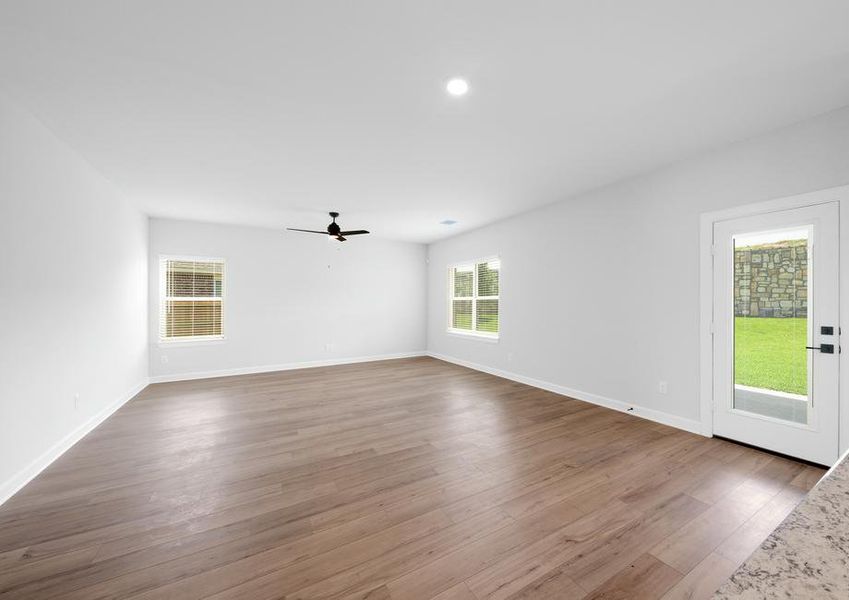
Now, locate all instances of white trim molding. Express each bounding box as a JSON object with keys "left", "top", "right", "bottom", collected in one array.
[
  {"left": 149, "top": 351, "right": 427, "bottom": 383},
  {"left": 428, "top": 352, "right": 703, "bottom": 435},
  {"left": 0, "top": 379, "right": 149, "bottom": 507},
  {"left": 446, "top": 330, "right": 500, "bottom": 343}
]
